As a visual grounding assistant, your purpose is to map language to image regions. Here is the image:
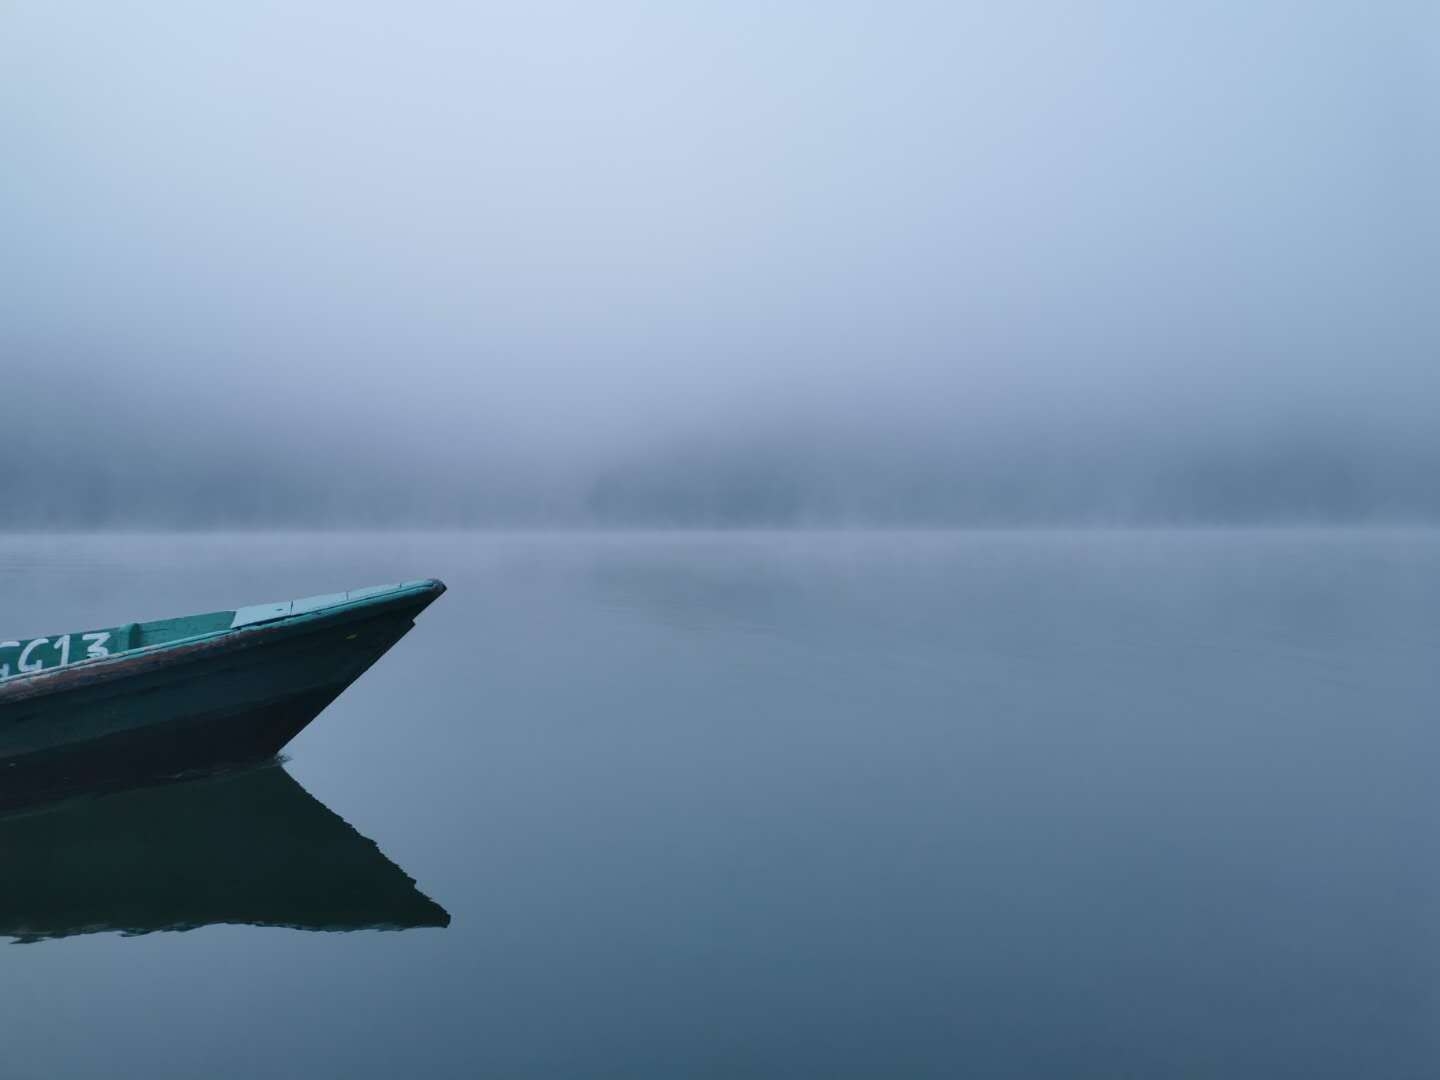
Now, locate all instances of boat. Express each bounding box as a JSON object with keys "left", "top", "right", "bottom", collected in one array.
[
  {"left": 0, "top": 761, "right": 450, "bottom": 943},
  {"left": 0, "top": 580, "right": 445, "bottom": 807}
]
